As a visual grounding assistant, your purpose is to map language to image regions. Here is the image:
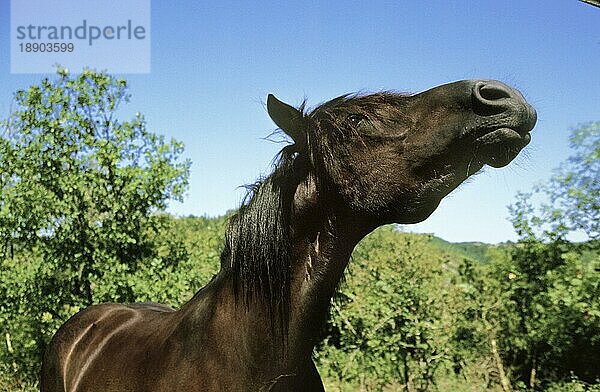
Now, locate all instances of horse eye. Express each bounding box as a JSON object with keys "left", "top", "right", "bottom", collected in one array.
[{"left": 347, "top": 114, "right": 366, "bottom": 126}]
